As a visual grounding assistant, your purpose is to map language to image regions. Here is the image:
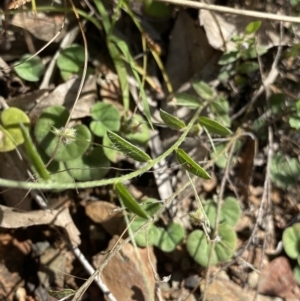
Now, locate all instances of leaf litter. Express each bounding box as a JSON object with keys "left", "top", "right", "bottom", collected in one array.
[{"left": 1, "top": 0, "right": 300, "bottom": 300}]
